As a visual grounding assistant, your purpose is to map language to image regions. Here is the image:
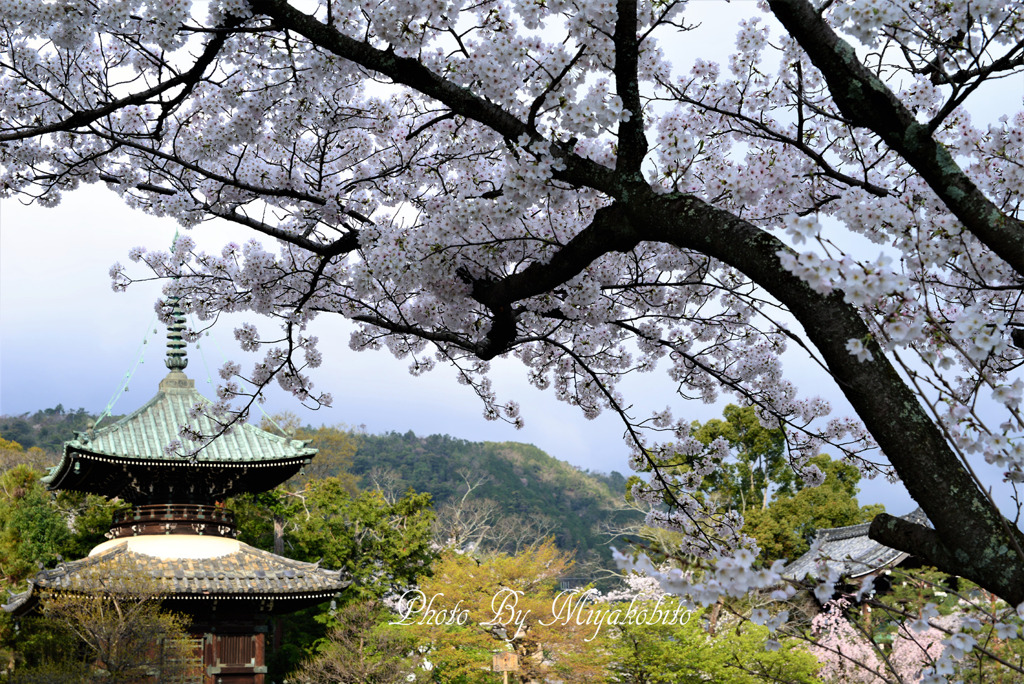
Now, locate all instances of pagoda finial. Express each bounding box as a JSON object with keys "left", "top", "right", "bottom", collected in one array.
[{"left": 165, "top": 296, "right": 188, "bottom": 371}]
